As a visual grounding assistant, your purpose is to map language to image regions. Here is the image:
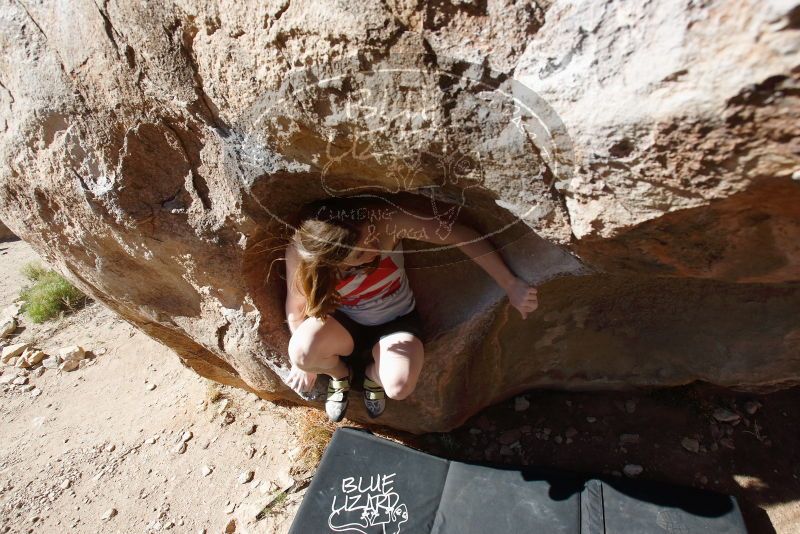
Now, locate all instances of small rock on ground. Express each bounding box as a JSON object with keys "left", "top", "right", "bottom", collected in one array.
[
  {"left": 623, "top": 464, "right": 643, "bottom": 477},
  {"left": 514, "top": 396, "right": 530, "bottom": 412}
]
